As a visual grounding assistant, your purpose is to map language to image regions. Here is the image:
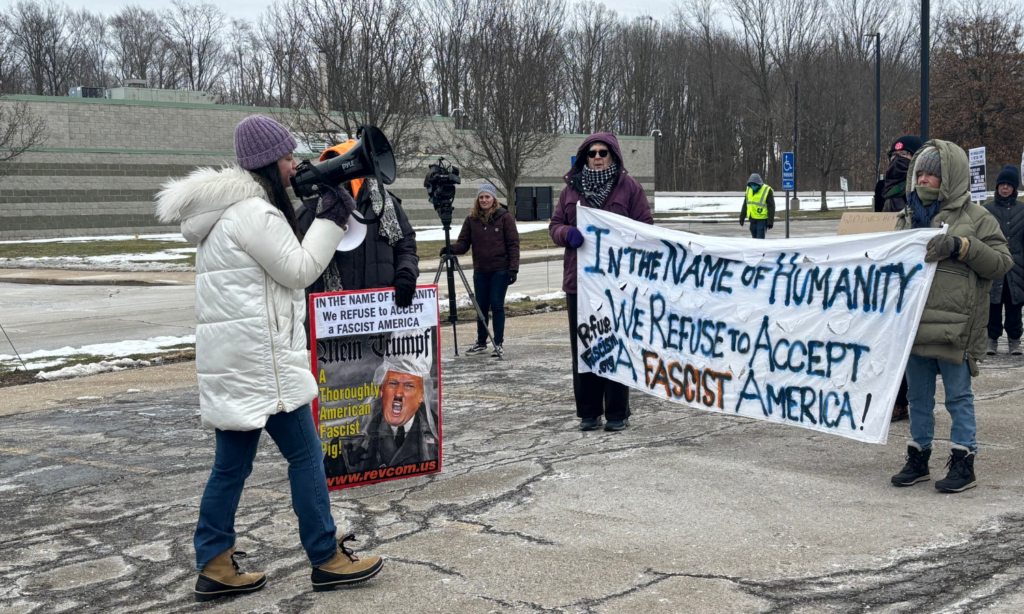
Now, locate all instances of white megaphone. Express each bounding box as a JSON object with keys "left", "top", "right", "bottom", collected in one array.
[{"left": 336, "top": 211, "right": 367, "bottom": 252}]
